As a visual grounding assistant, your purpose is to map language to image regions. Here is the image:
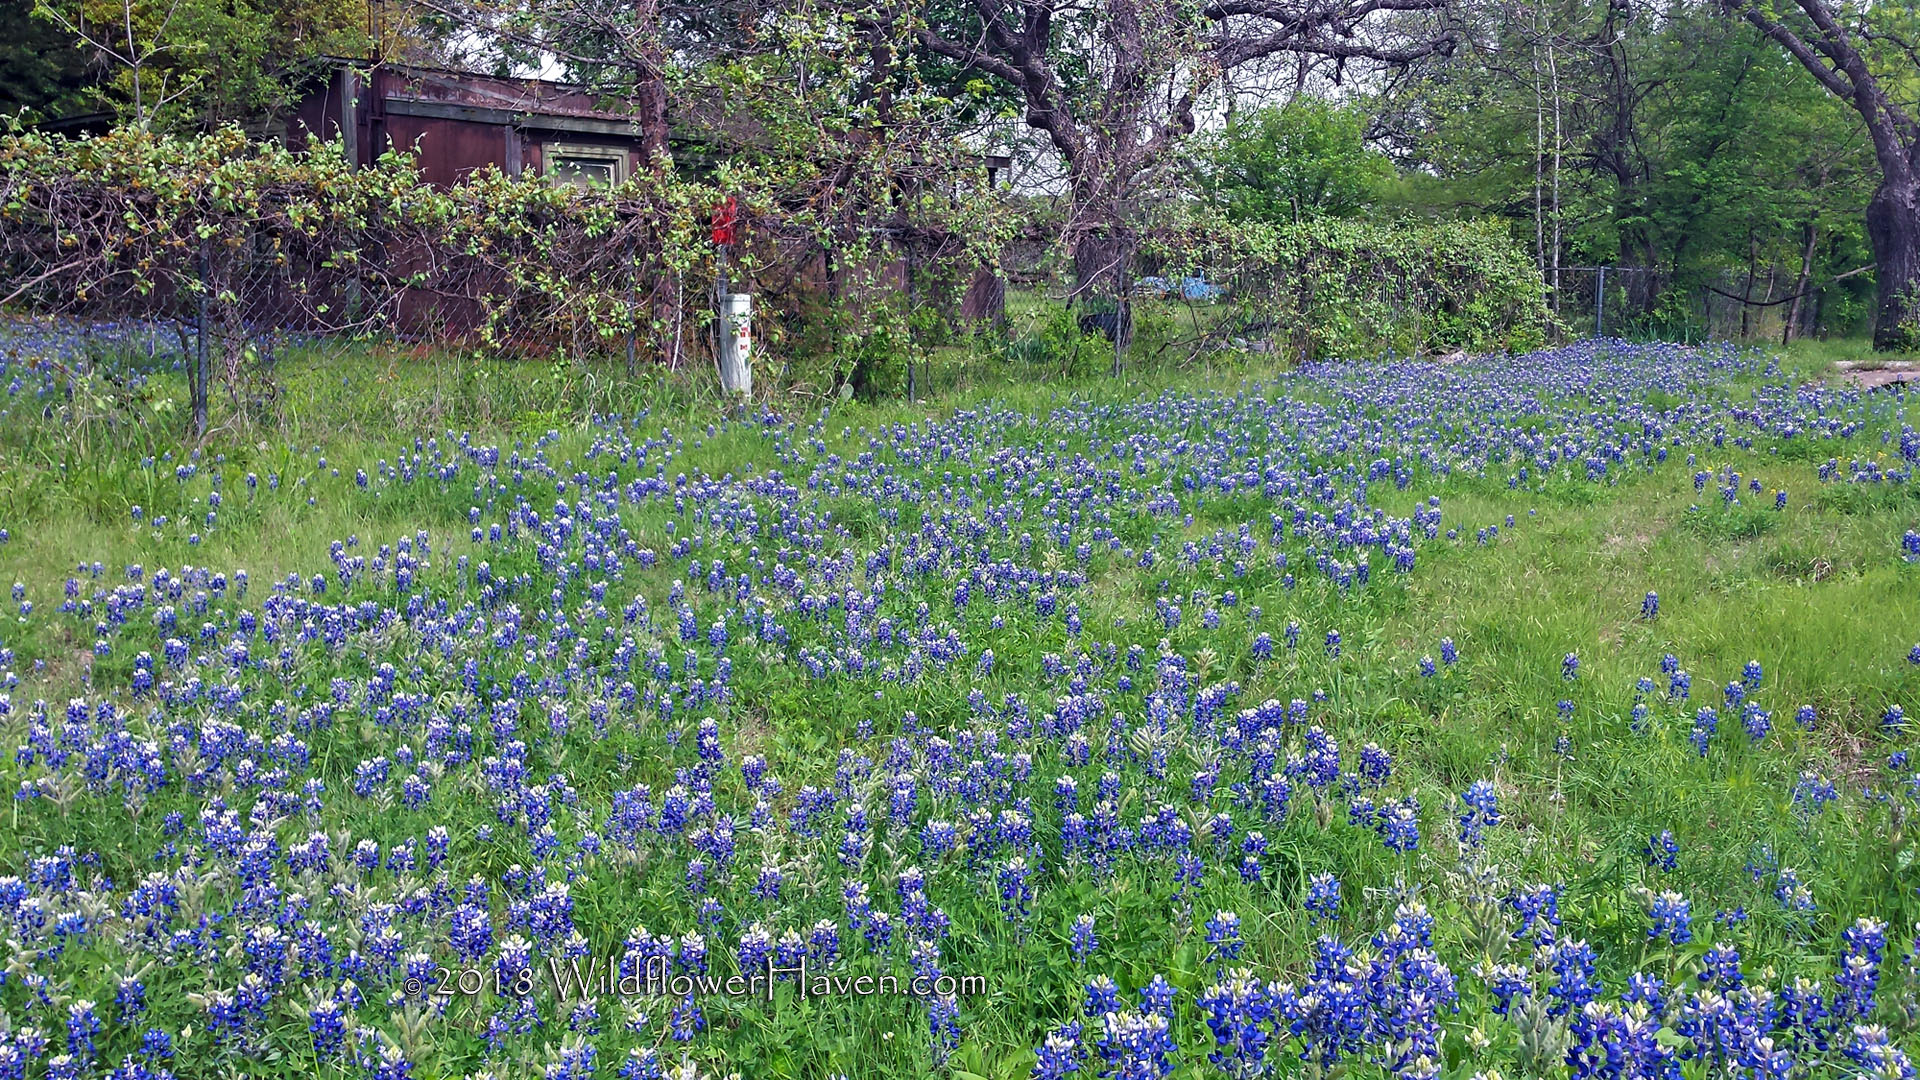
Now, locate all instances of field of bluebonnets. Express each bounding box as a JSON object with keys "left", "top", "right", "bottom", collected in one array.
[{"left": 0, "top": 320, "right": 1919, "bottom": 1080}]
